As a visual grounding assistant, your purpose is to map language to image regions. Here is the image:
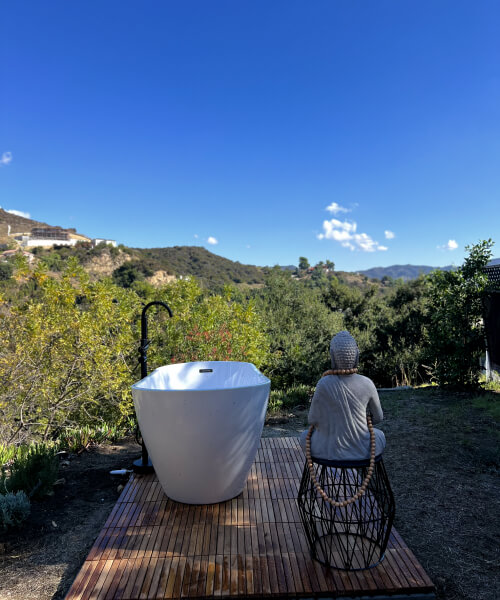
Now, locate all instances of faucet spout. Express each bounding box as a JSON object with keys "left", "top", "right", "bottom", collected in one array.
[{"left": 139, "top": 301, "right": 173, "bottom": 379}]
